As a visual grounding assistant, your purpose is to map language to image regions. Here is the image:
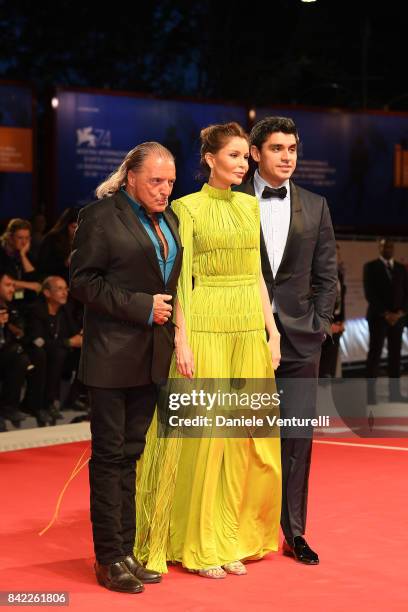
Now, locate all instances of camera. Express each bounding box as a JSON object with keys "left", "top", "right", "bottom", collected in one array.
[{"left": 0, "top": 305, "right": 34, "bottom": 370}]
